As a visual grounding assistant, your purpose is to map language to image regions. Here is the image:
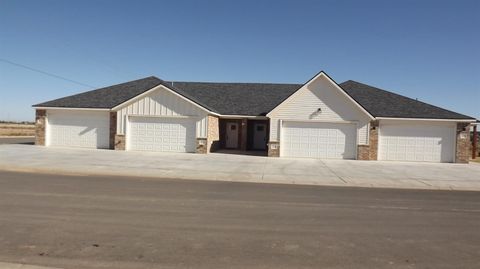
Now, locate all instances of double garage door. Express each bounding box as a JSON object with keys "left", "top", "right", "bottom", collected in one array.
[
  {"left": 281, "top": 121, "right": 357, "bottom": 159},
  {"left": 47, "top": 111, "right": 110, "bottom": 149},
  {"left": 280, "top": 121, "right": 456, "bottom": 162},
  {"left": 46, "top": 111, "right": 196, "bottom": 153},
  {"left": 127, "top": 117, "right": 196, "bottom": 153},
  {"left": 378, "top": 122, "right": 455, "bottom": 163}
]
